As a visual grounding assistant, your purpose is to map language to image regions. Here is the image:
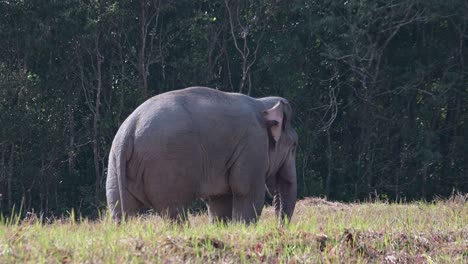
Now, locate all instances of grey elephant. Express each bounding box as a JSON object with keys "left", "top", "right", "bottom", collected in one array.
[{"left": 106, "top": 87, "right": 298, "bottom": 224}]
